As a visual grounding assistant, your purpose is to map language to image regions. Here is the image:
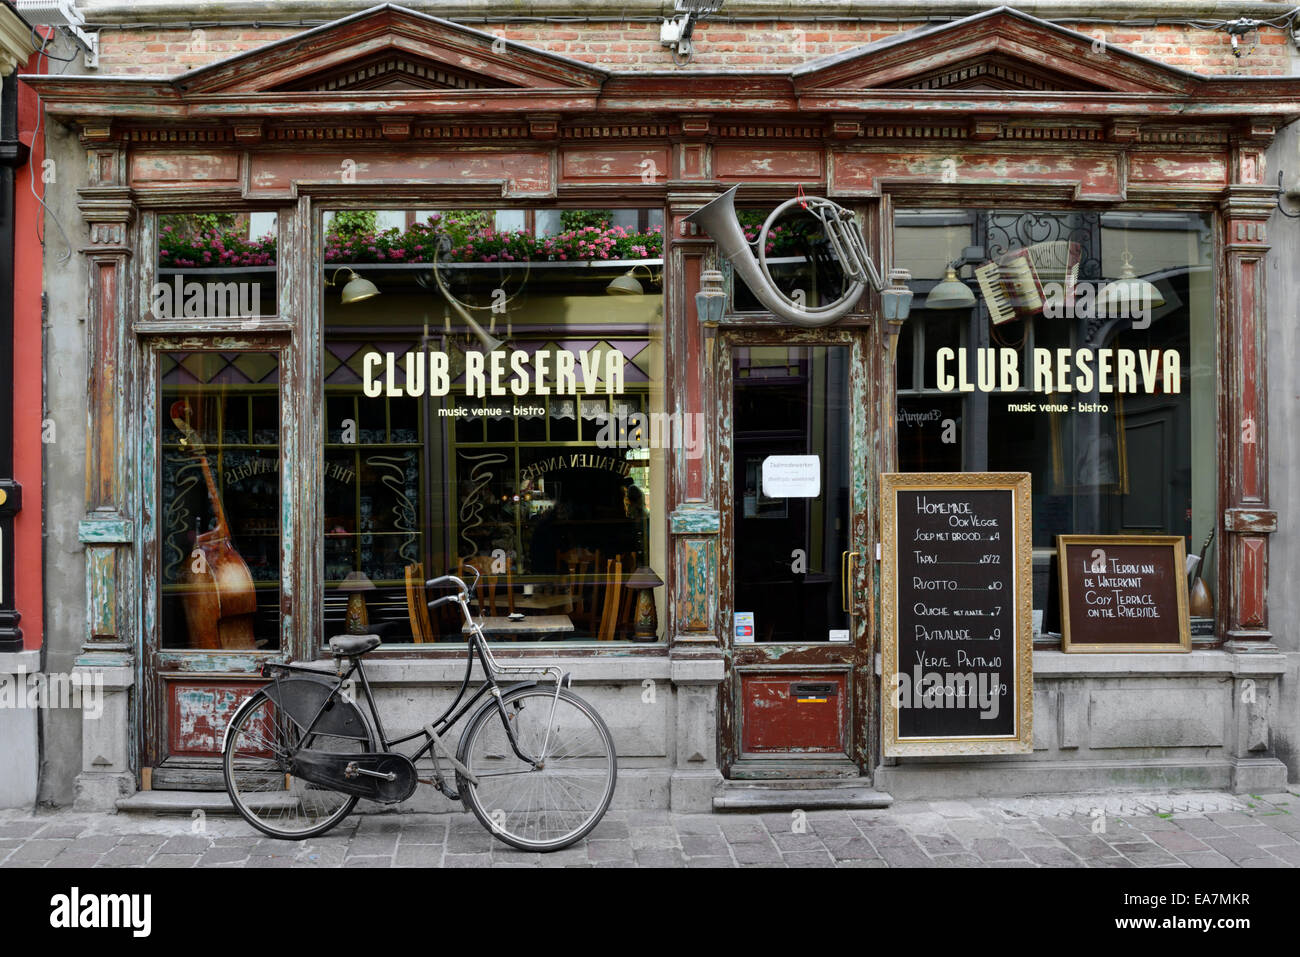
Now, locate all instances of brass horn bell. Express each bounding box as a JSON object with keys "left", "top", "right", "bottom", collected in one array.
[{"left": 685, "top": 185, "right": 884, "bottom": 327}]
